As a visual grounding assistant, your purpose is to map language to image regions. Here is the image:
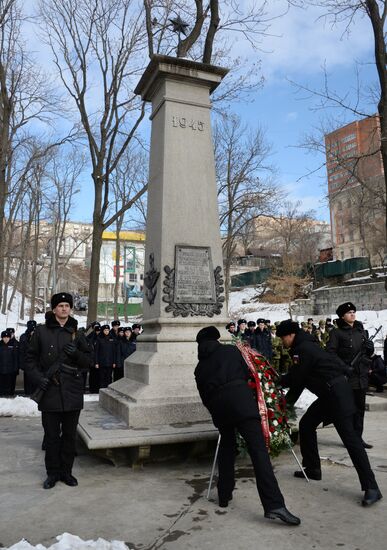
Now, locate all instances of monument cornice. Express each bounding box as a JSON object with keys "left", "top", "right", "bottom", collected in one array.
[{"left": 134, "top": 54, "right": 229, "bottom": 101}]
